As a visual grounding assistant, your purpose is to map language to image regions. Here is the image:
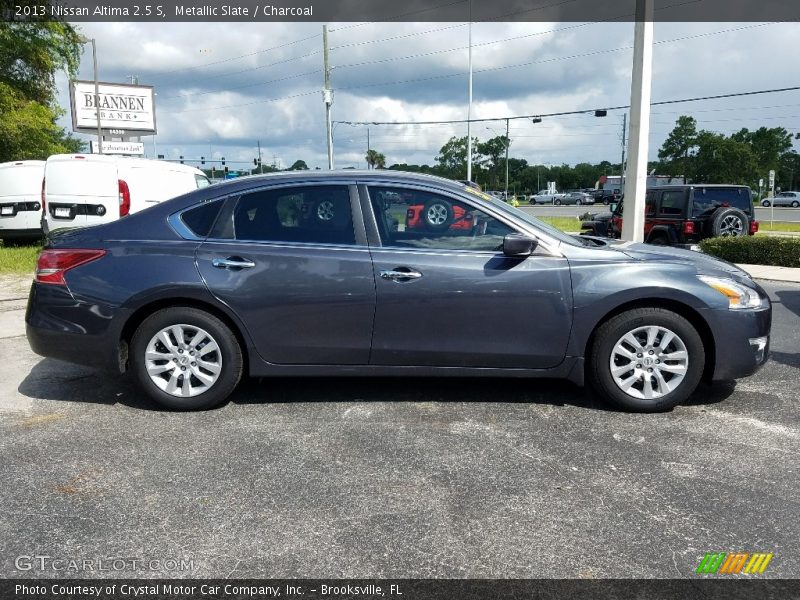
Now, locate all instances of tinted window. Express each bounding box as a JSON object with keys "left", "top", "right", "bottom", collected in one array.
[
  {"left": 369, "top": 186, "right": 513, "bottom": 252},
  {"left": 181, "top": 200, "right": 223, "bottom": 237},
  {"left": 233, "top": 185, "right": 355, "bottom": 245},
  {"left": 659, "top": 191, "right": 685, "bottom": 216},
  {"left": 691, "top": 187, "right": 752, "bottom": 217}
]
